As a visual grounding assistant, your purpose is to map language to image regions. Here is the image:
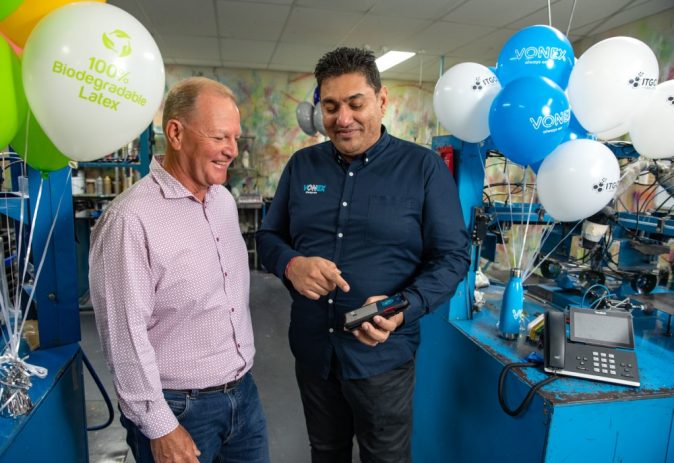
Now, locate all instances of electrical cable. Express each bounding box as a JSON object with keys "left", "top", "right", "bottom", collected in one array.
[
  {"left": 82, "top": 350, "right": 115, "bottom": 431},
  {"left": 497, "top": 362, "right": 559, "bottom": 417}
]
